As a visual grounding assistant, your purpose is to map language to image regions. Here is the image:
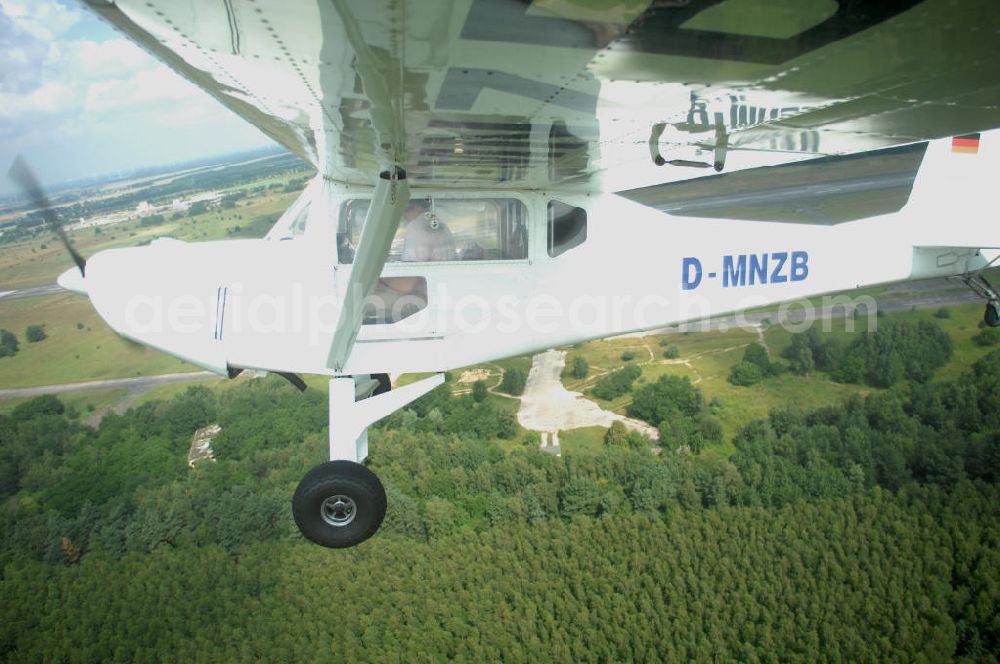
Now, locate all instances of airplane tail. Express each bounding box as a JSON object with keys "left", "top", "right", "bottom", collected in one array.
[{"left": 904, "top": 129, "right": 1000, "bottom": 250}]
